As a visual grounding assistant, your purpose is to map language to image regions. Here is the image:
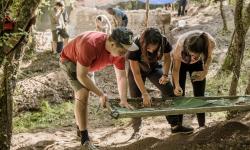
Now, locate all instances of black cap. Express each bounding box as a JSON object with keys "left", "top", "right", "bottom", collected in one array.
[{"left": 111, "top": 27, "right": 138, "bottom": 51}]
